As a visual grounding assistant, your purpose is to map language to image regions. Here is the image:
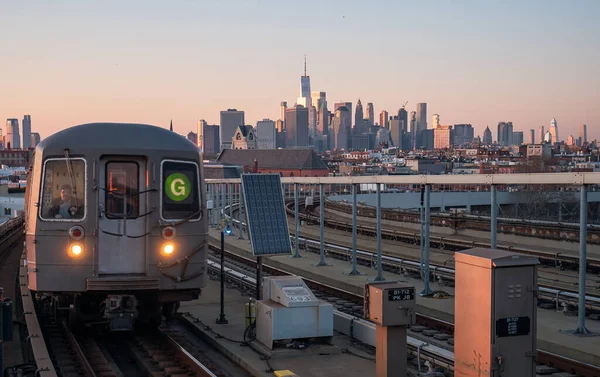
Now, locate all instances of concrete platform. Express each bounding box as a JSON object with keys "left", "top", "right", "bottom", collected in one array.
[
  {"left": 209, "top": 227, "right": 600, "bottom": 368},
  {"left": 179, "top": 279, "right": 380, "bottom": 377}
]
